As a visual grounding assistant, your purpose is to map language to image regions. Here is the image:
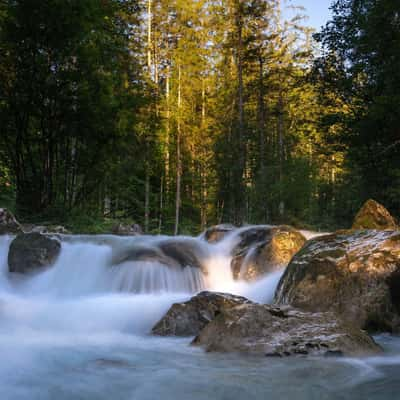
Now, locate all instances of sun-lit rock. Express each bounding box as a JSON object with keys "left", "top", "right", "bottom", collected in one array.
[
  {"left": 231, "top": 225, "right": 306, "bottom": 281},
  {"left": 352, "top": 199, "right": 398, "bottom": 230},
  {"left": 275, "top": 230, "right": 400, "bottom": 332}
]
